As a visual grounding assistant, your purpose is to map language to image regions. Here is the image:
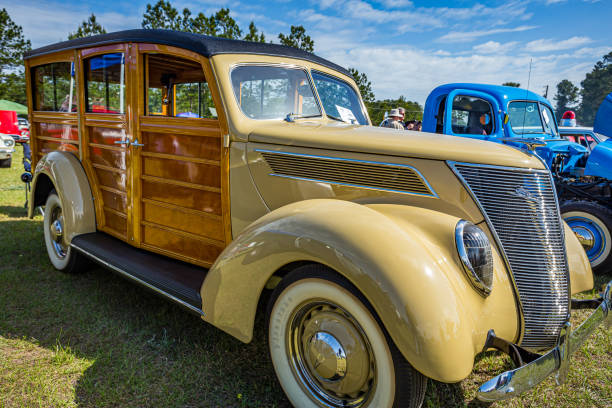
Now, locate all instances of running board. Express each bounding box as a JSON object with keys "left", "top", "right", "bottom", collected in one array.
[{"left": 71, "top": 232, "right": 206, "bottom": 316}]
